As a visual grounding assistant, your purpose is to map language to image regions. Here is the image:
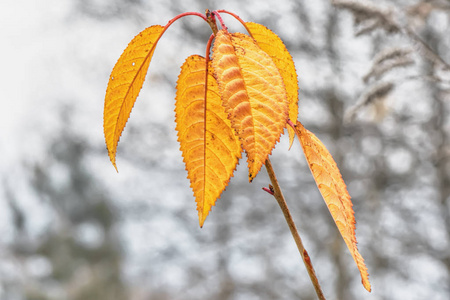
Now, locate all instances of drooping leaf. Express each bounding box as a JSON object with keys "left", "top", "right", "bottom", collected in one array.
[
  {"left": 212, "top": 30, "right": 289, "bottom": 181},
  {"left": 245, "top": 22, "right": 299, "bottom": 148},
  {"left": 294, "top": 120, "right": 371, "bottom": 292},
  {"left": 175, "top": 55, "right": 242, "bottom": 227},
  {"left": 104, "top": 25, "right": 165, "bottom": 170}
]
